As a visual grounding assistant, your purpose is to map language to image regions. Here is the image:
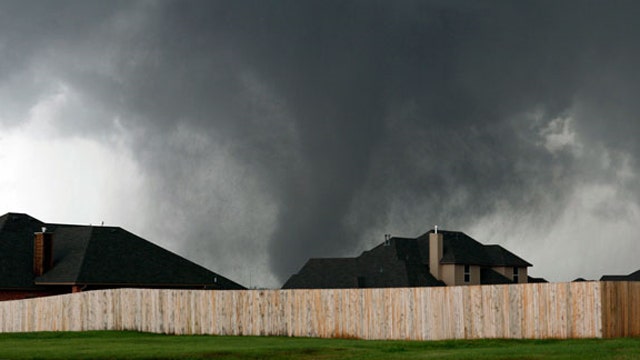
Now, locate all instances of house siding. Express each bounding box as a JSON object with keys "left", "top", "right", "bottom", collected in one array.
[
  {"left": 441, "top": 264, "right": 480, "bottom": 286},
  {"left": 518, "top": 267, "right": 528, "bottom": 283}
]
